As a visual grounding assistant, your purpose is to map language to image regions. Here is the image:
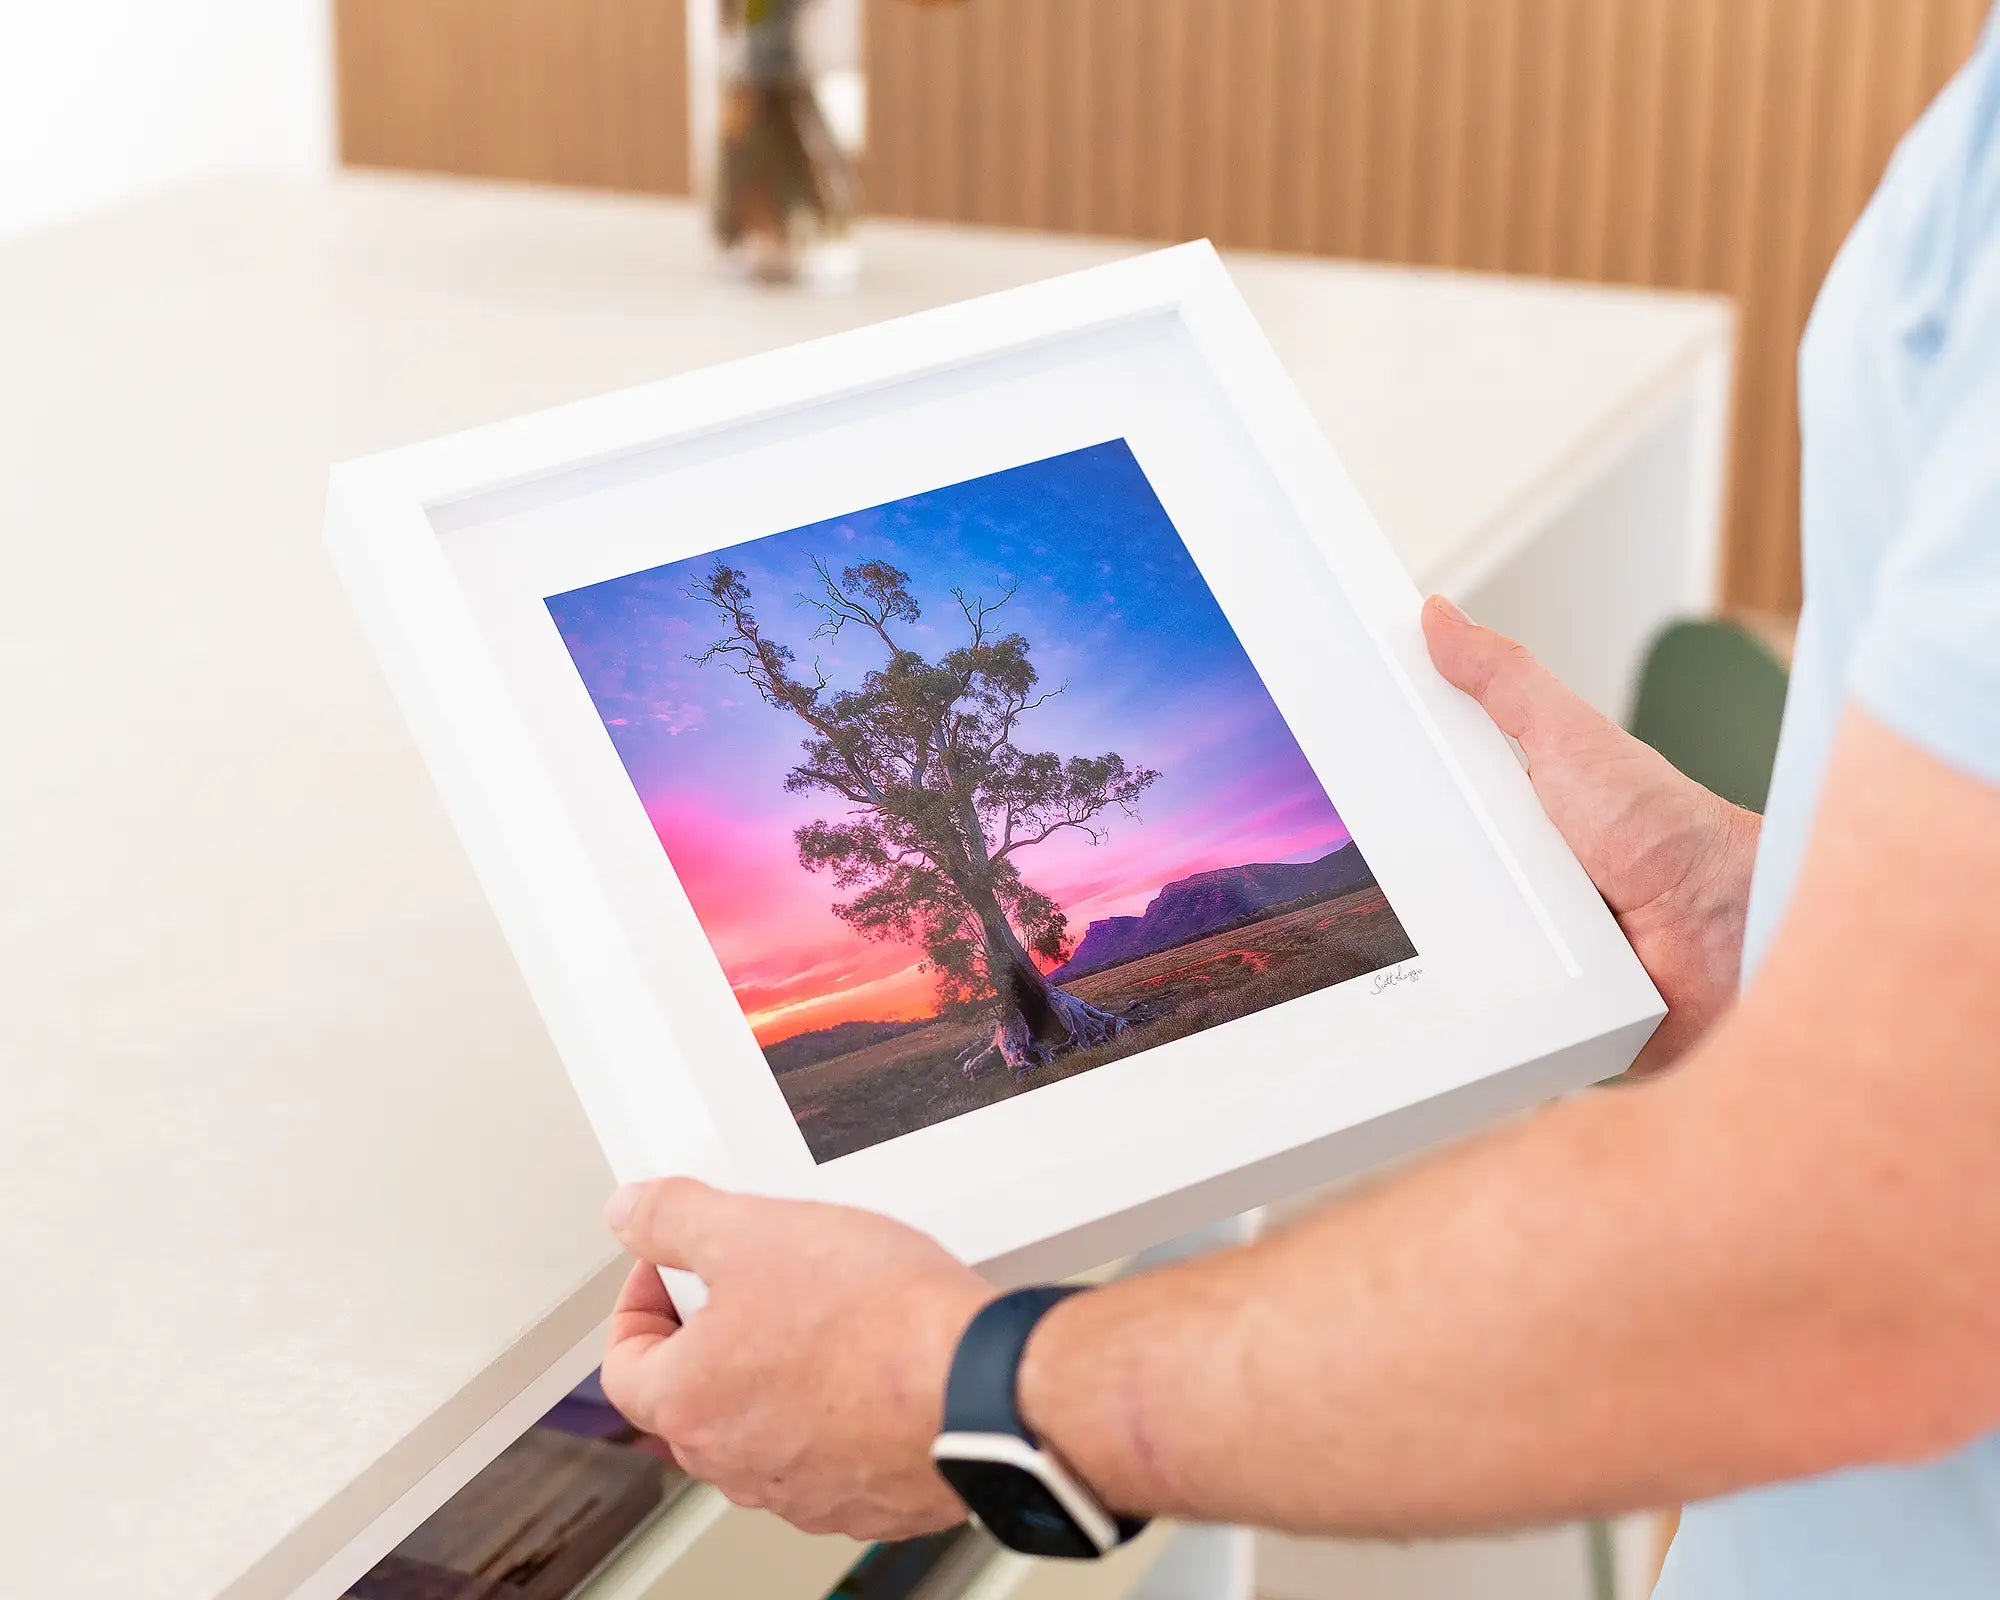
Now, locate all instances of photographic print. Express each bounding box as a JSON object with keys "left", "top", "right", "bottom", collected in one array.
[{"left": 547, "top": 441, "right": 1416, "bottom": 1161}]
